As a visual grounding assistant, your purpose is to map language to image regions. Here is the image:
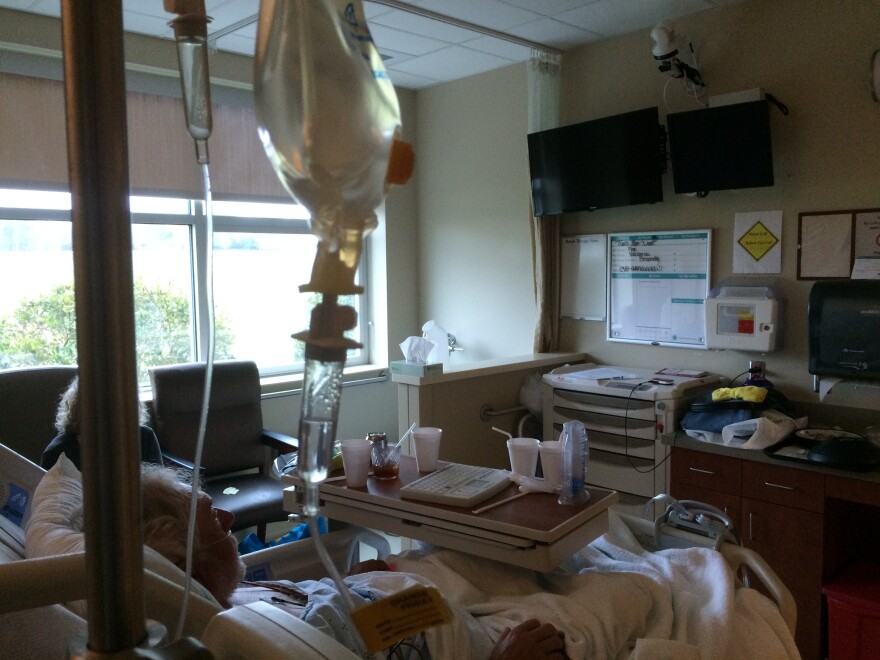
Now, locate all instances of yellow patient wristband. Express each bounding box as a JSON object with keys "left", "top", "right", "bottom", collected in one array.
[{"left": 350, "top": 585, "right": 452, "bottom": 653}]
